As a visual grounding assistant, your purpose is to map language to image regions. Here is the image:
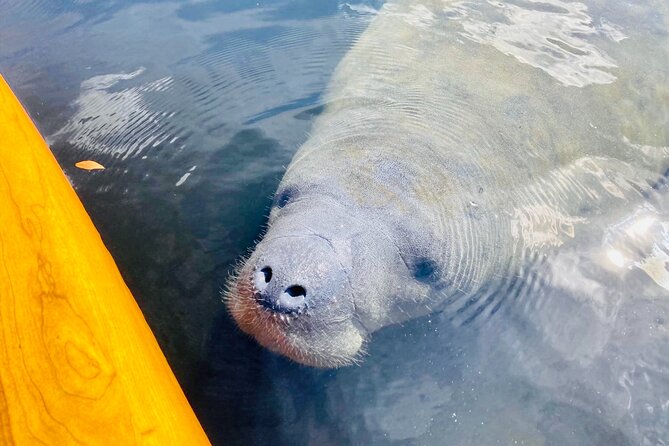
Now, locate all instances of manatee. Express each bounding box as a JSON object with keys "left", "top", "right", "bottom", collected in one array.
[{"left": 225, "top": 0, "right": 669, "bottom": 367}]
